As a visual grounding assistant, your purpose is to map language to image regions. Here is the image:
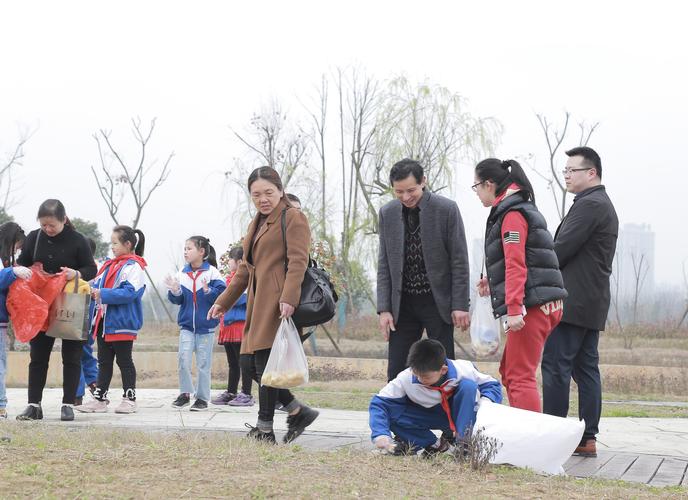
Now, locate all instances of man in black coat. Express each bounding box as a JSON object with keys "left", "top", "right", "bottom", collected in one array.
[
  {"left": 541, "top": 147, "right": 618, "bottom": 457},
  {"left": 377, "top": 159, "right": 470, "bottom": 380}
]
